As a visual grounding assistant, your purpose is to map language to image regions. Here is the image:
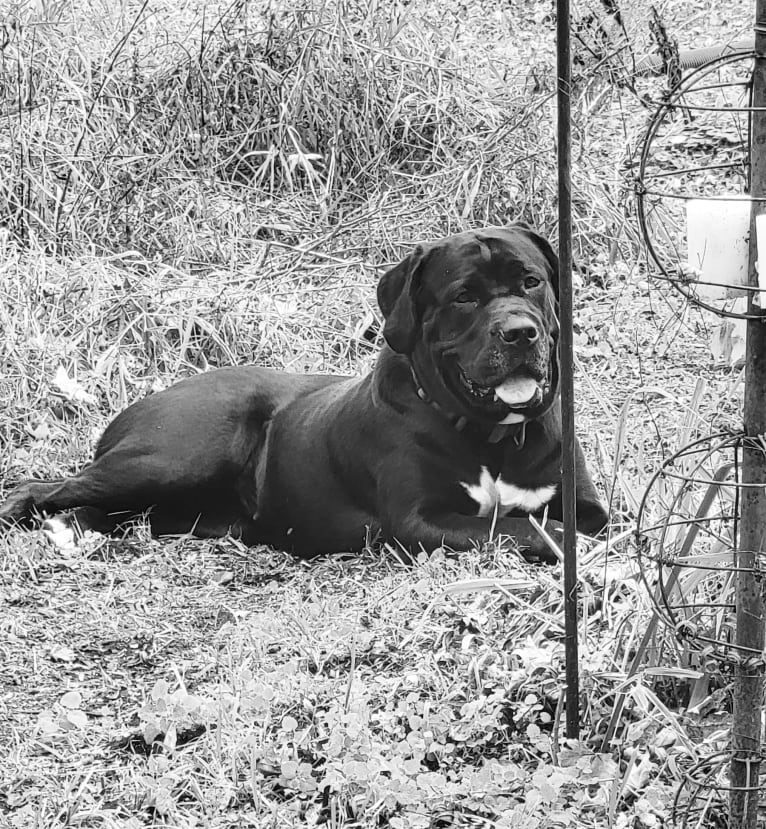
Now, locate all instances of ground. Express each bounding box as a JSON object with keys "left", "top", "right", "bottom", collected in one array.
[{"left": 0, "top": 0, "right": 758, "bottom": 826}]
